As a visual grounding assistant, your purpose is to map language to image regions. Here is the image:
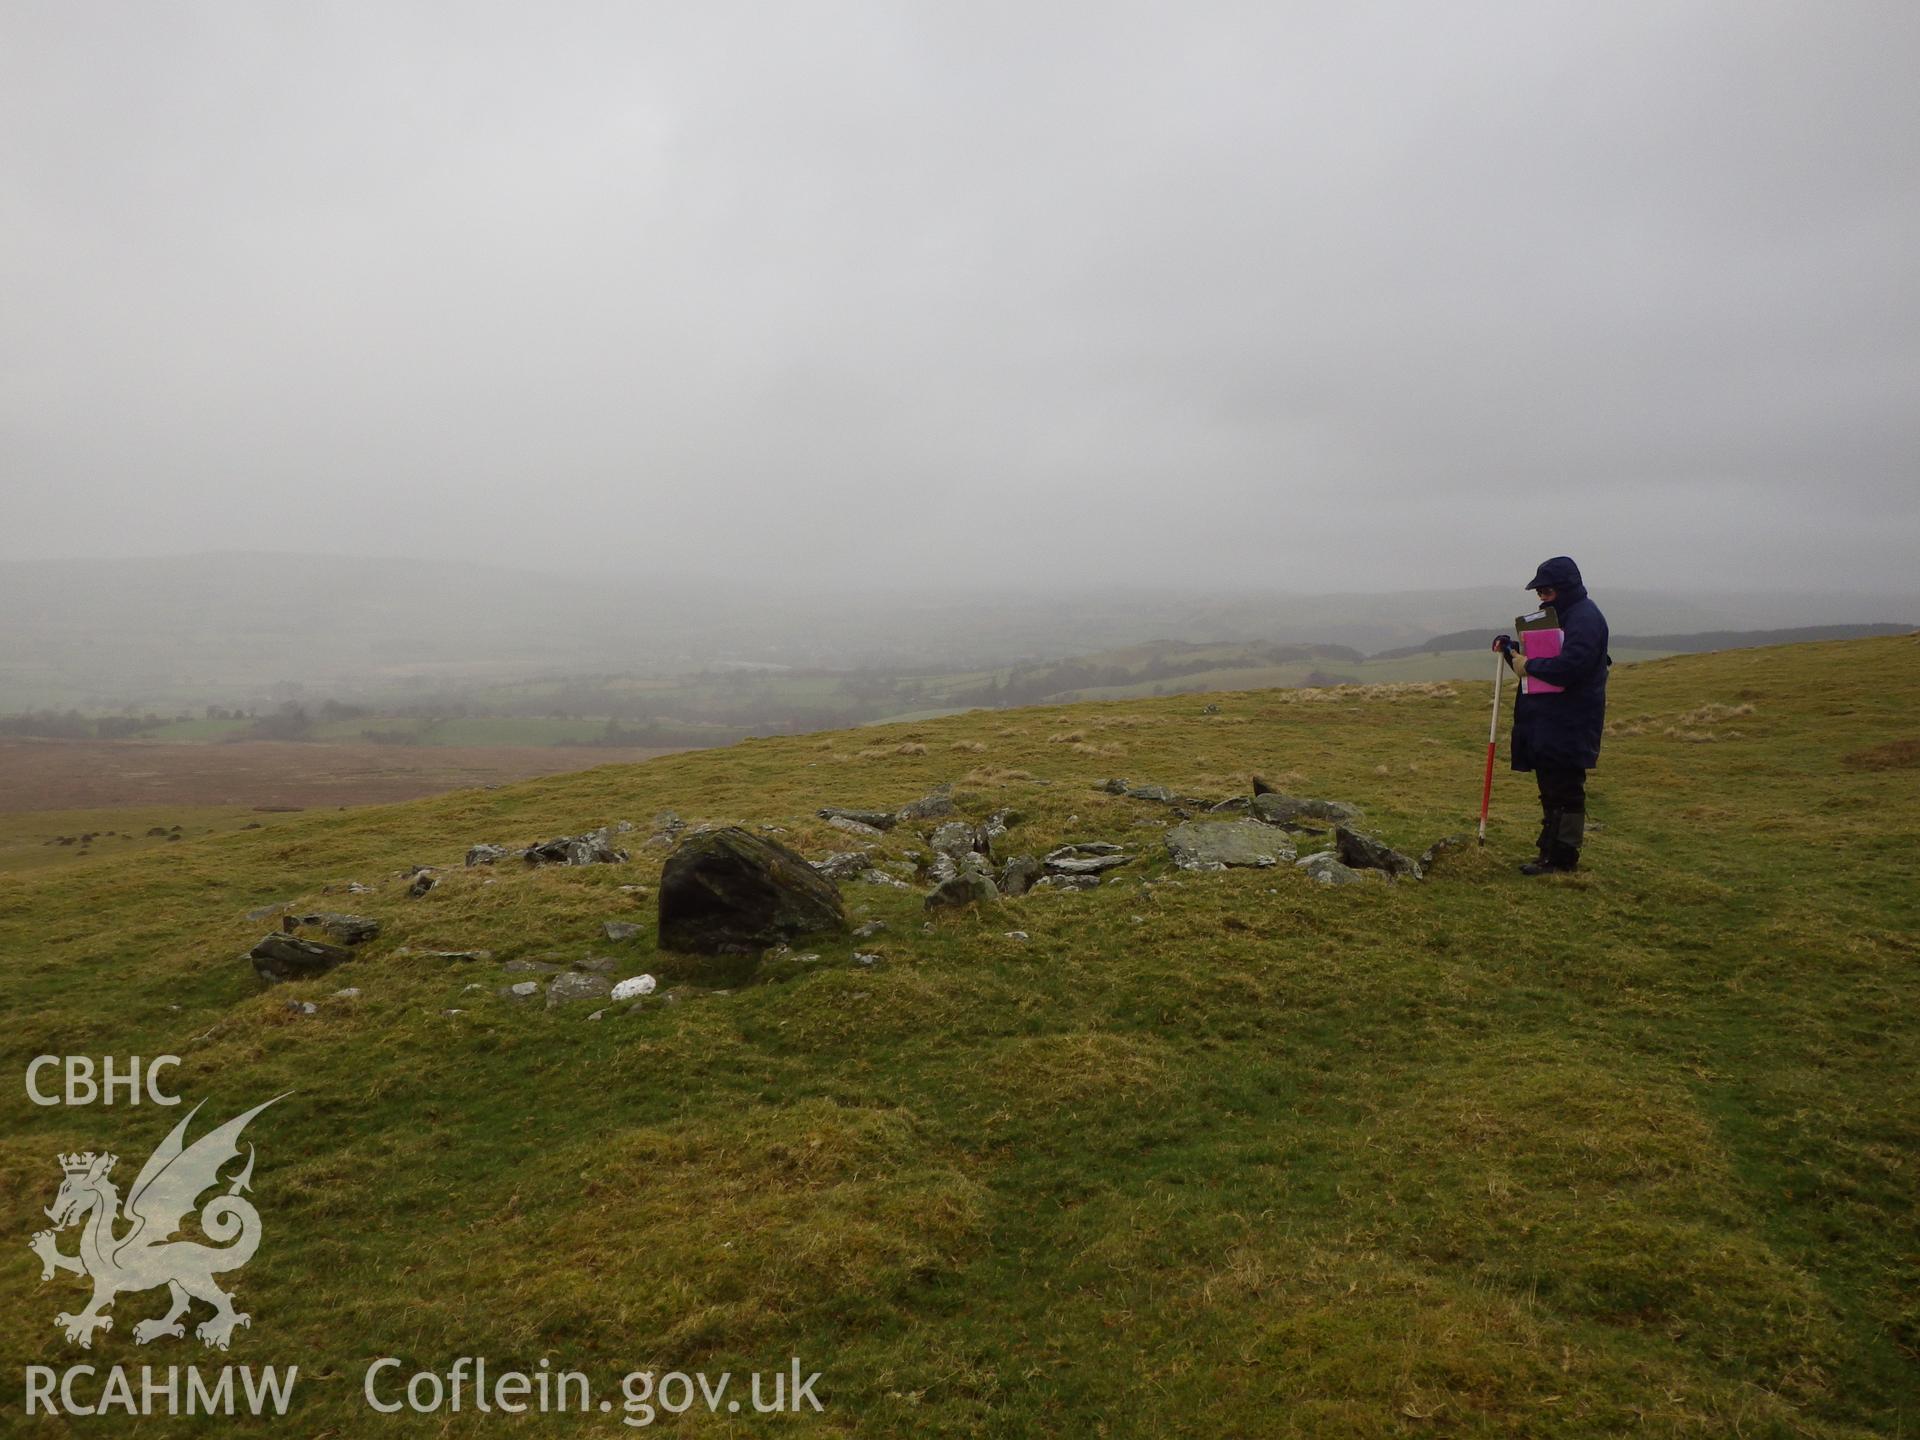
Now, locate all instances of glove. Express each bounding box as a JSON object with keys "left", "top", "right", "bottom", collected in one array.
[{"left": 1491, "top": 634, "right": 1515, "bottom": 656}]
